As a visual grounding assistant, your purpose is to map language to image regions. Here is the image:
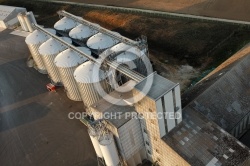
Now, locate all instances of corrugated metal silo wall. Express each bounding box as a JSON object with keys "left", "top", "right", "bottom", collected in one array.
[
  {"left": 77, "top": 80, "right": 112, "bottom": 108},
  {"left": 41, "top": 54, "right": 62, "bottom": 84},
  {"left": 58, "top": 66, "right": 82, "bottom": 101},
  {"left": 27, "top": 44, "right": 47, "bottom": 73}
]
